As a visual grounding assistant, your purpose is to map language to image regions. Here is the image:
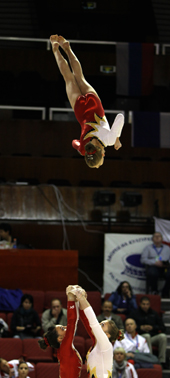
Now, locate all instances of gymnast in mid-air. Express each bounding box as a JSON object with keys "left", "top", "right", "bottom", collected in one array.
[{"left": 50, "top": 34, "right": 124, "bottom": 168}]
